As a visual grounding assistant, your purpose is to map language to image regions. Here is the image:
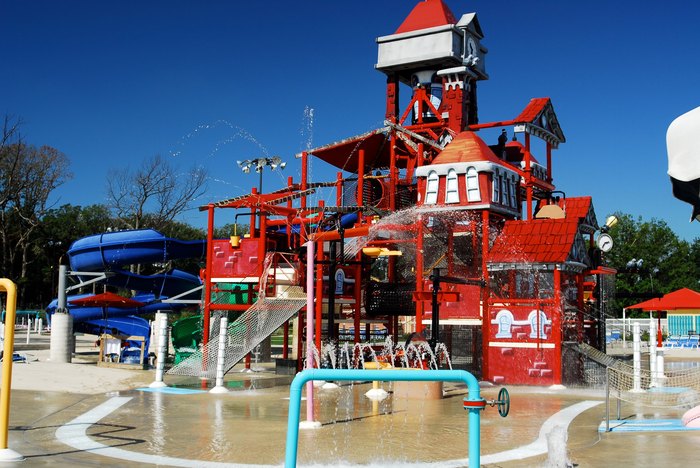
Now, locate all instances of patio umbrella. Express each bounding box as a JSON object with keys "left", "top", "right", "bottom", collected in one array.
[{"left": 69, "top": 292, "right": 145, "bottom": 331}]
